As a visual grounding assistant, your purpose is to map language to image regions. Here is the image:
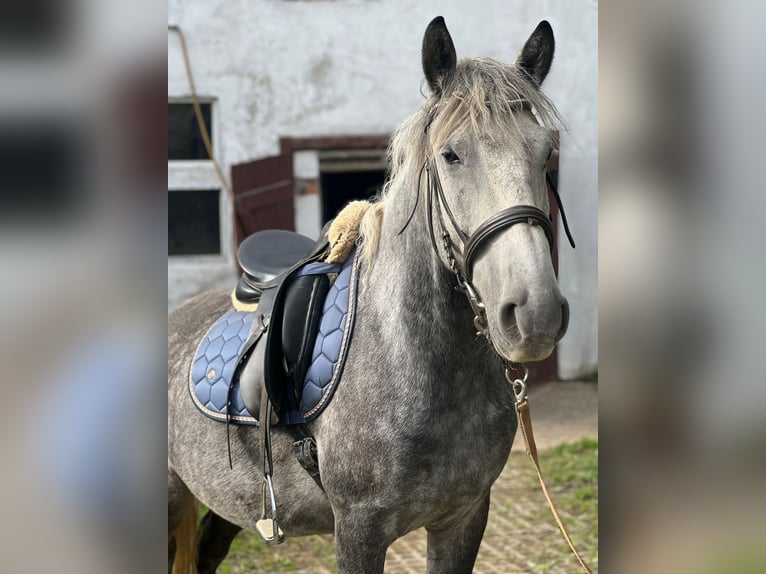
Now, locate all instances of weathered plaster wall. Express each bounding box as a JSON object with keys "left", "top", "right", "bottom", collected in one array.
[{"left": 167, "top": 0, "right": 597, "bottom": 377}]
